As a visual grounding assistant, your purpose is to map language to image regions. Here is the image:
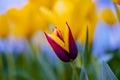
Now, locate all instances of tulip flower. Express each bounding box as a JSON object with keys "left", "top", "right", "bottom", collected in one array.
[{"left": 44, "top": 22, "right": 78, "bottom": 62}]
